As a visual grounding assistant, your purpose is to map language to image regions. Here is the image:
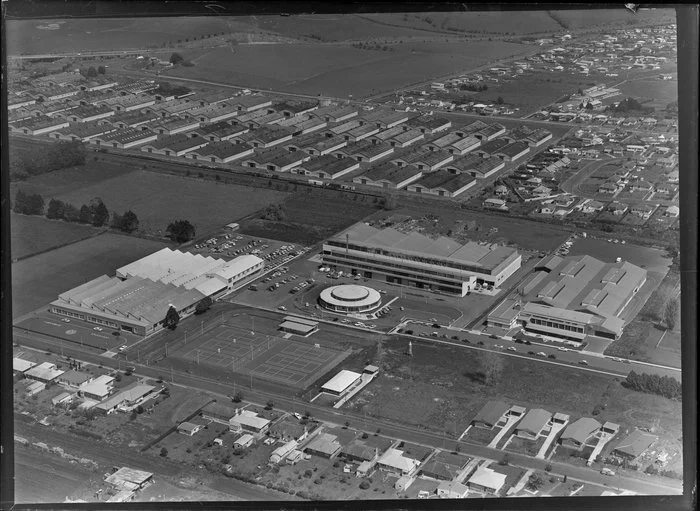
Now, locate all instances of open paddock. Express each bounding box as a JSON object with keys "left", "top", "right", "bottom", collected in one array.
[
  {"left": 11, "top": 232, "right": 169, "bottom": 318},
  {"left": 616, "top": 78, "right": 678, "bottom": 110},
  {"left": 10, "top": 213, "right": 104, "bottom": 261},
  {"left": 51, "top": 170, "right": 289, "bottom": 237}
]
